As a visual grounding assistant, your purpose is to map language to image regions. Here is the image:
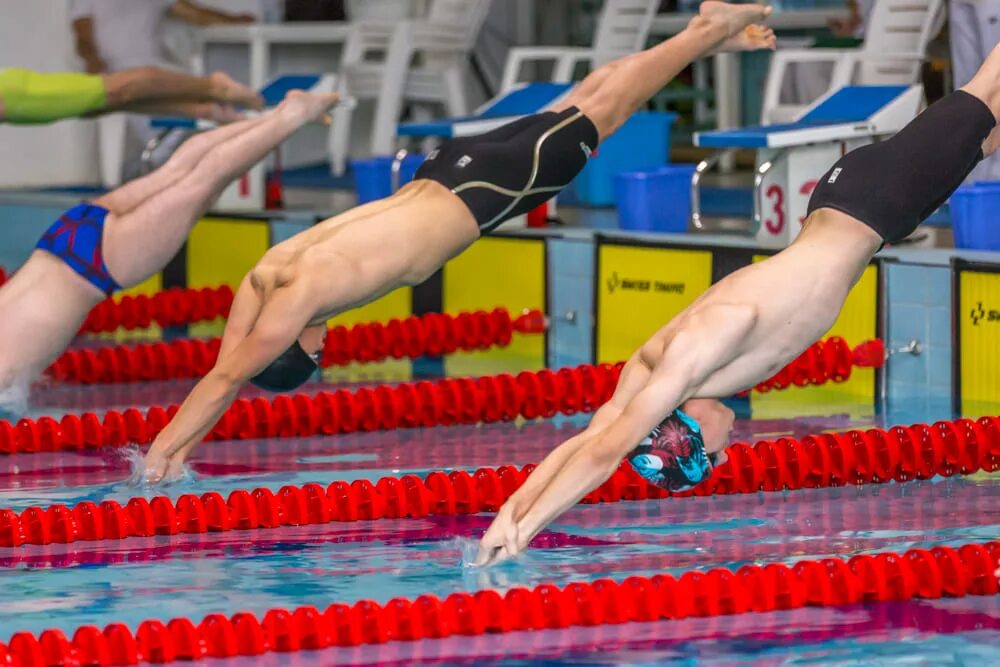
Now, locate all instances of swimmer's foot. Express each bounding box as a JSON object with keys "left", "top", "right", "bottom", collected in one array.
[
  {"left": 209, "top": 71, "right": 264, "bottom": 110},
  {"left": 279, "top": 89, "right": 341, "bottom": 124},
  {"left": 696, "top": 1, "right": 773, "bottom": 44},
  {"left": 718, "top": 23, "right": 776, "bottom": 53}
]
